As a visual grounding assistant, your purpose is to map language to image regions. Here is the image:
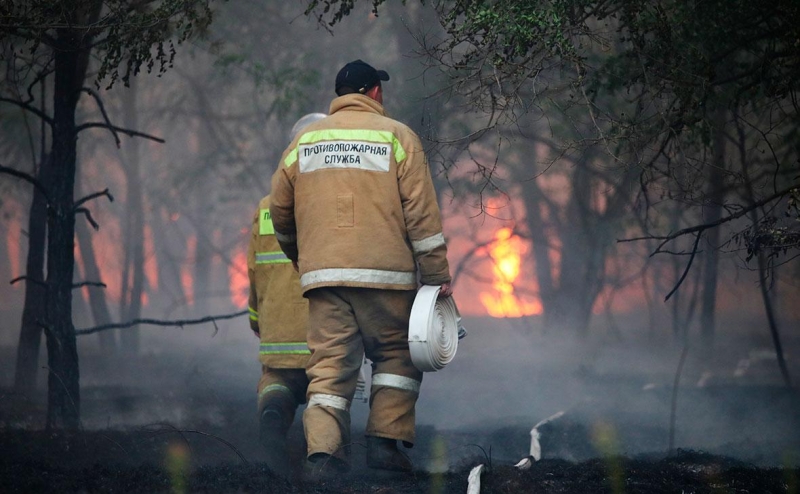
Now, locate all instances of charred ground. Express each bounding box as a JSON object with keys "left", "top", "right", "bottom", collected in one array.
[{"left": 1, "top": 317, "right": 799, "bottom": 492}]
